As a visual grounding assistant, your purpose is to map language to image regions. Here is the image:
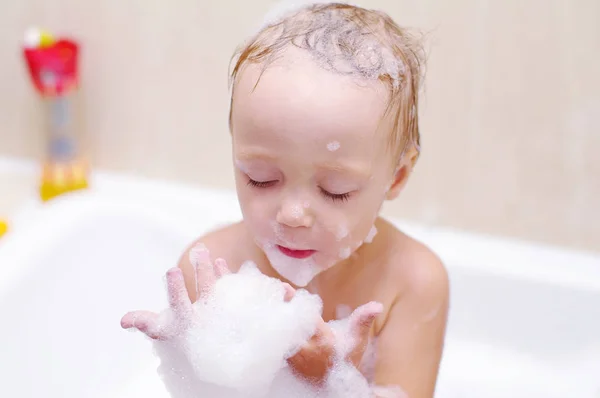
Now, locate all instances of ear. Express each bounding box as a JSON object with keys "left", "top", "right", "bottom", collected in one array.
[{"left": 385, "top": 149, "right": 418, "bottom": 200}]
